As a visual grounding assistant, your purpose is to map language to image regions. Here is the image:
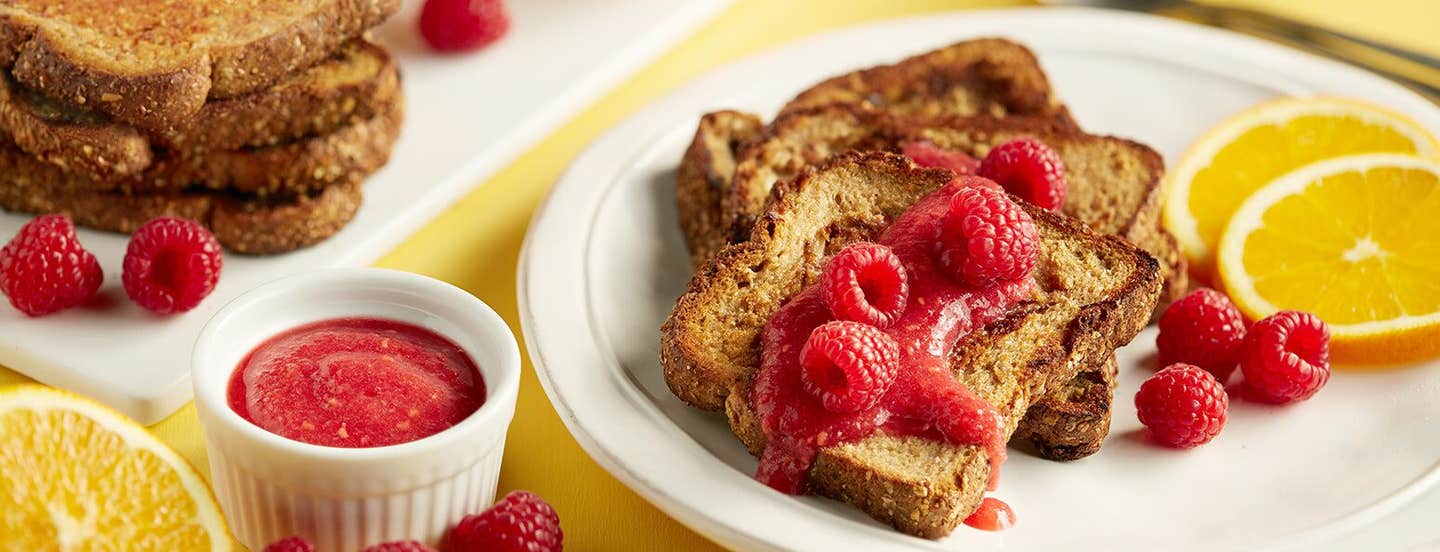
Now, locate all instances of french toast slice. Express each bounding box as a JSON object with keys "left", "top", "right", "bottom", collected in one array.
[
  {"left": 19, "top": 97, "right": 401, "bottom": 196},
  {"left": 0, "top": 40, "right": 400, "bottom": 180},
  {"left": 780, "top": 38, "right": 1076, "bottom": 126},
  {"left": 677, "top": 109, "right": 1120, "bottom": 461},
  {"left": 0, "top": 143, "right": 362, "bottom": 255},
  {"left": 1013, "top": 353, "right": 1118, "bottom": 460},
  {"left": 676, "top": 110, "right": 763, "bottom": 267},
  {"left": 721, "top": 104, "right": 1186, "bottom": 317},
  {"left": 0, "top": 0, "right": 400, "bottom": 131},
  {"left": 661, "top": 152, "right": 1161, "bottom": 537}
]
